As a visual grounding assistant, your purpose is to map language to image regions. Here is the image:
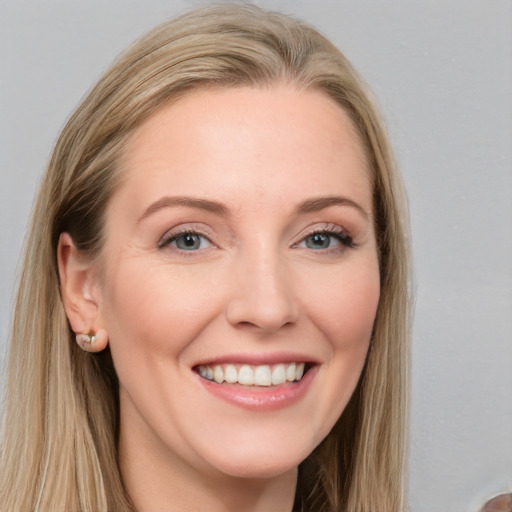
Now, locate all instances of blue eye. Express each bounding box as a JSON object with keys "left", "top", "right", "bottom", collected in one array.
[
  {"left": 299, "top": 230, "right": 354, "bottom": 251},
  {"left": 161, "top": 232, "right": 212, "bottom": 251},
  {"left": 304, "top": 233, "right": 338, "bottom": 249}
]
